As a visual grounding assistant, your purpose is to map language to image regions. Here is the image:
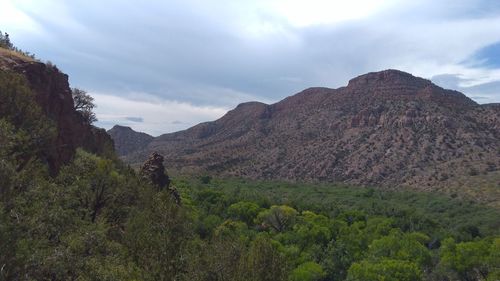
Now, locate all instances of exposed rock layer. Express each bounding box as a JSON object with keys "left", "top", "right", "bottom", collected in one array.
[
  {"left": 107, "top": 125, "right": 153, "bottom": 156},
  {"left": 0, "top": 48, "right": 114, "bottom": 173},
  {"left": 139, "top": 152, "right": 171, "bottom": 190},
  {"left": 121, "top": 70, "right": 499, "bottom": 195}
]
